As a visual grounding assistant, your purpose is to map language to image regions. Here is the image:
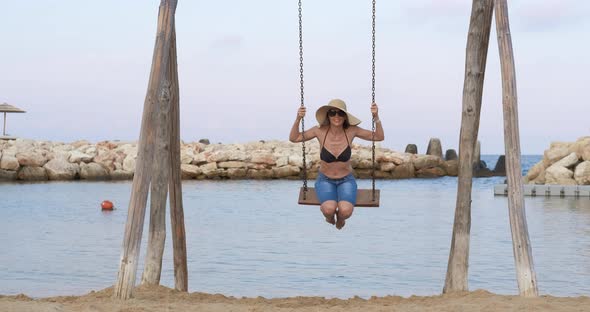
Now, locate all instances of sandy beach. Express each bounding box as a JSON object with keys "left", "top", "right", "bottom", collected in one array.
[{"left": 1, "top": 285, "right": 589, "bottom": 312}]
